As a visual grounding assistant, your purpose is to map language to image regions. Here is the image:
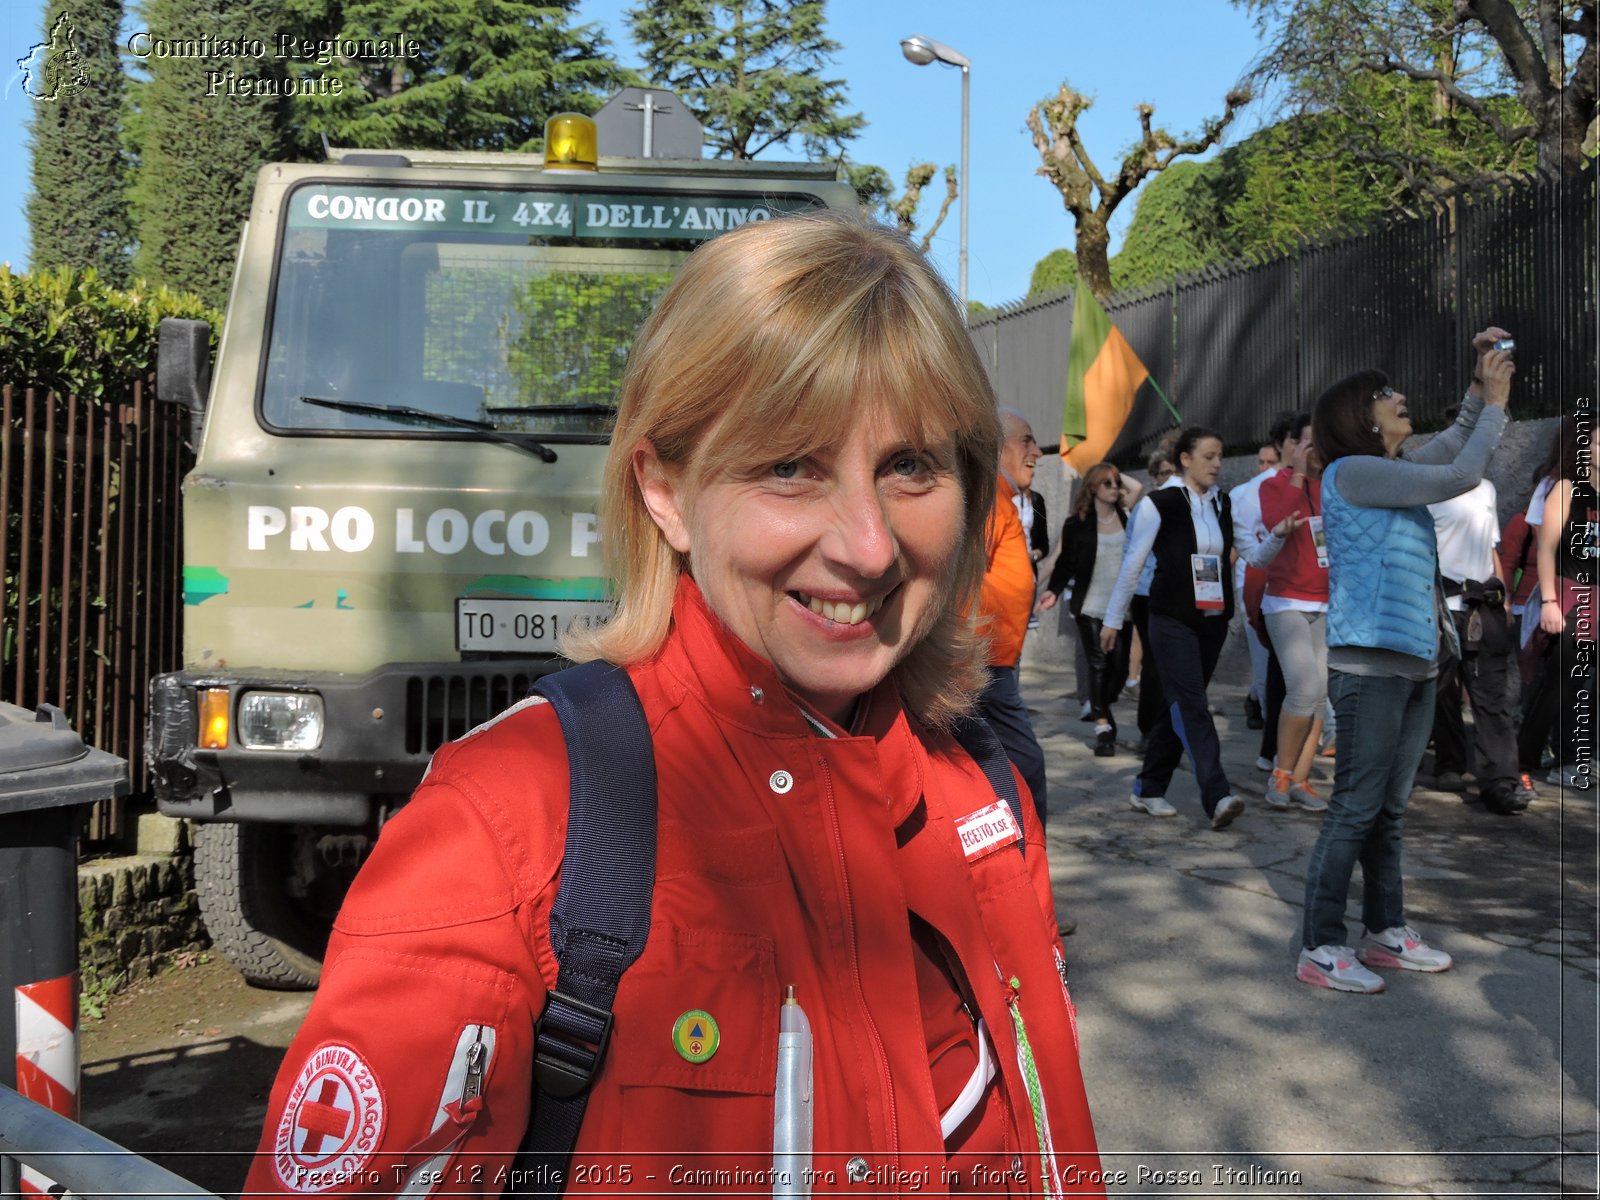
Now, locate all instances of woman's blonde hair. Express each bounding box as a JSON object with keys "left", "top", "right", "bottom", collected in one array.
[{"left": 562, "top": 210, "right": 1001, "bottom": 728}]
